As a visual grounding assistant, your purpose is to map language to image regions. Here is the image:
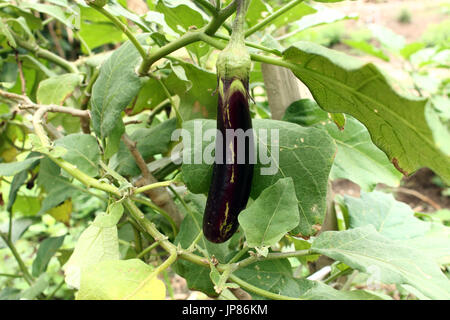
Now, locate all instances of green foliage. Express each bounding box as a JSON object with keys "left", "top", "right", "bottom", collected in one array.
[{"left": 0, "top": 0, "right": 448, "bottom": 301}]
